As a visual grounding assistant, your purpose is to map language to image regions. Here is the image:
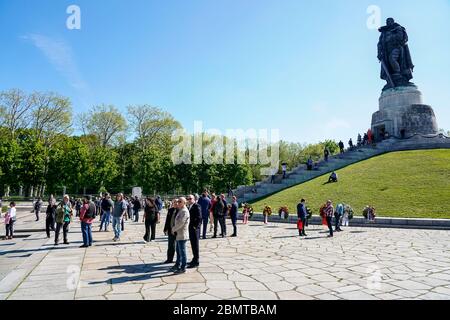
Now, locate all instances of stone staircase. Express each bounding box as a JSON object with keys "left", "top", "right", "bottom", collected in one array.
[{"left": 232, "top": 133, "right": 450, "bottom": 203}]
